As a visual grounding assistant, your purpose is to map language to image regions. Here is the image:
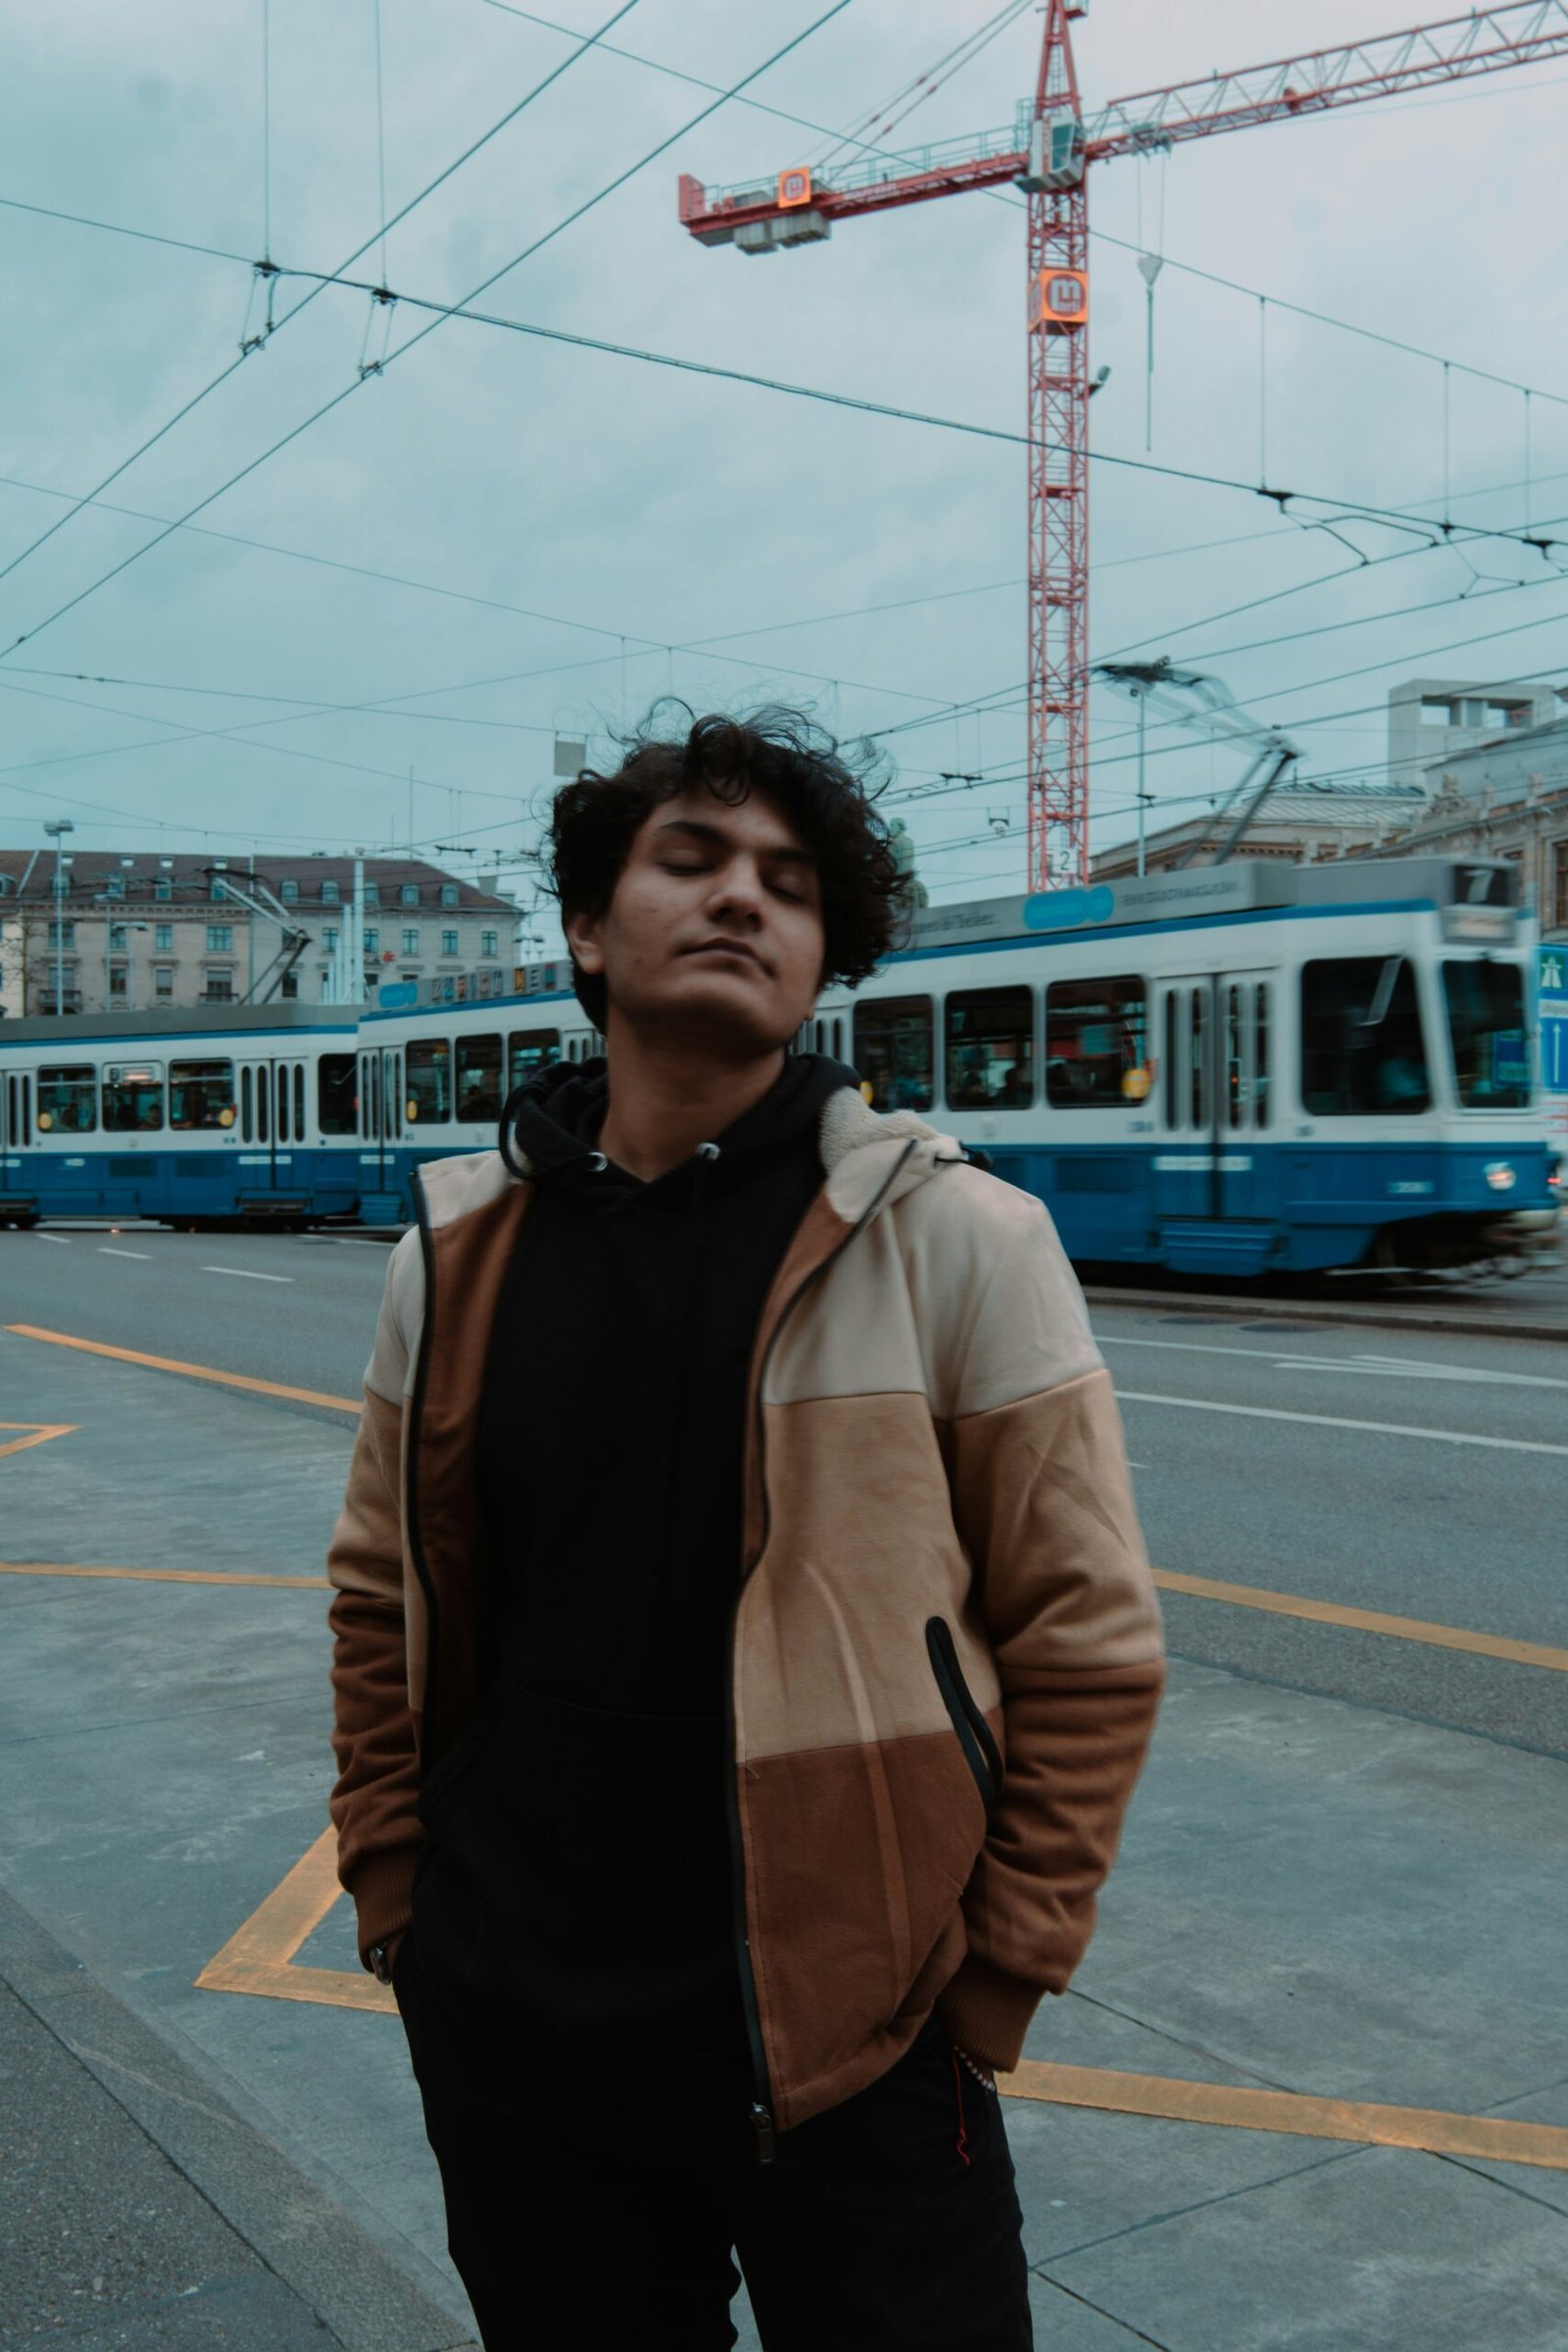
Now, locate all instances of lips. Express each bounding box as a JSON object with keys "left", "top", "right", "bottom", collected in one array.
[{"left": 682, "top": 938, "right": 766, "bottom": 970}]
